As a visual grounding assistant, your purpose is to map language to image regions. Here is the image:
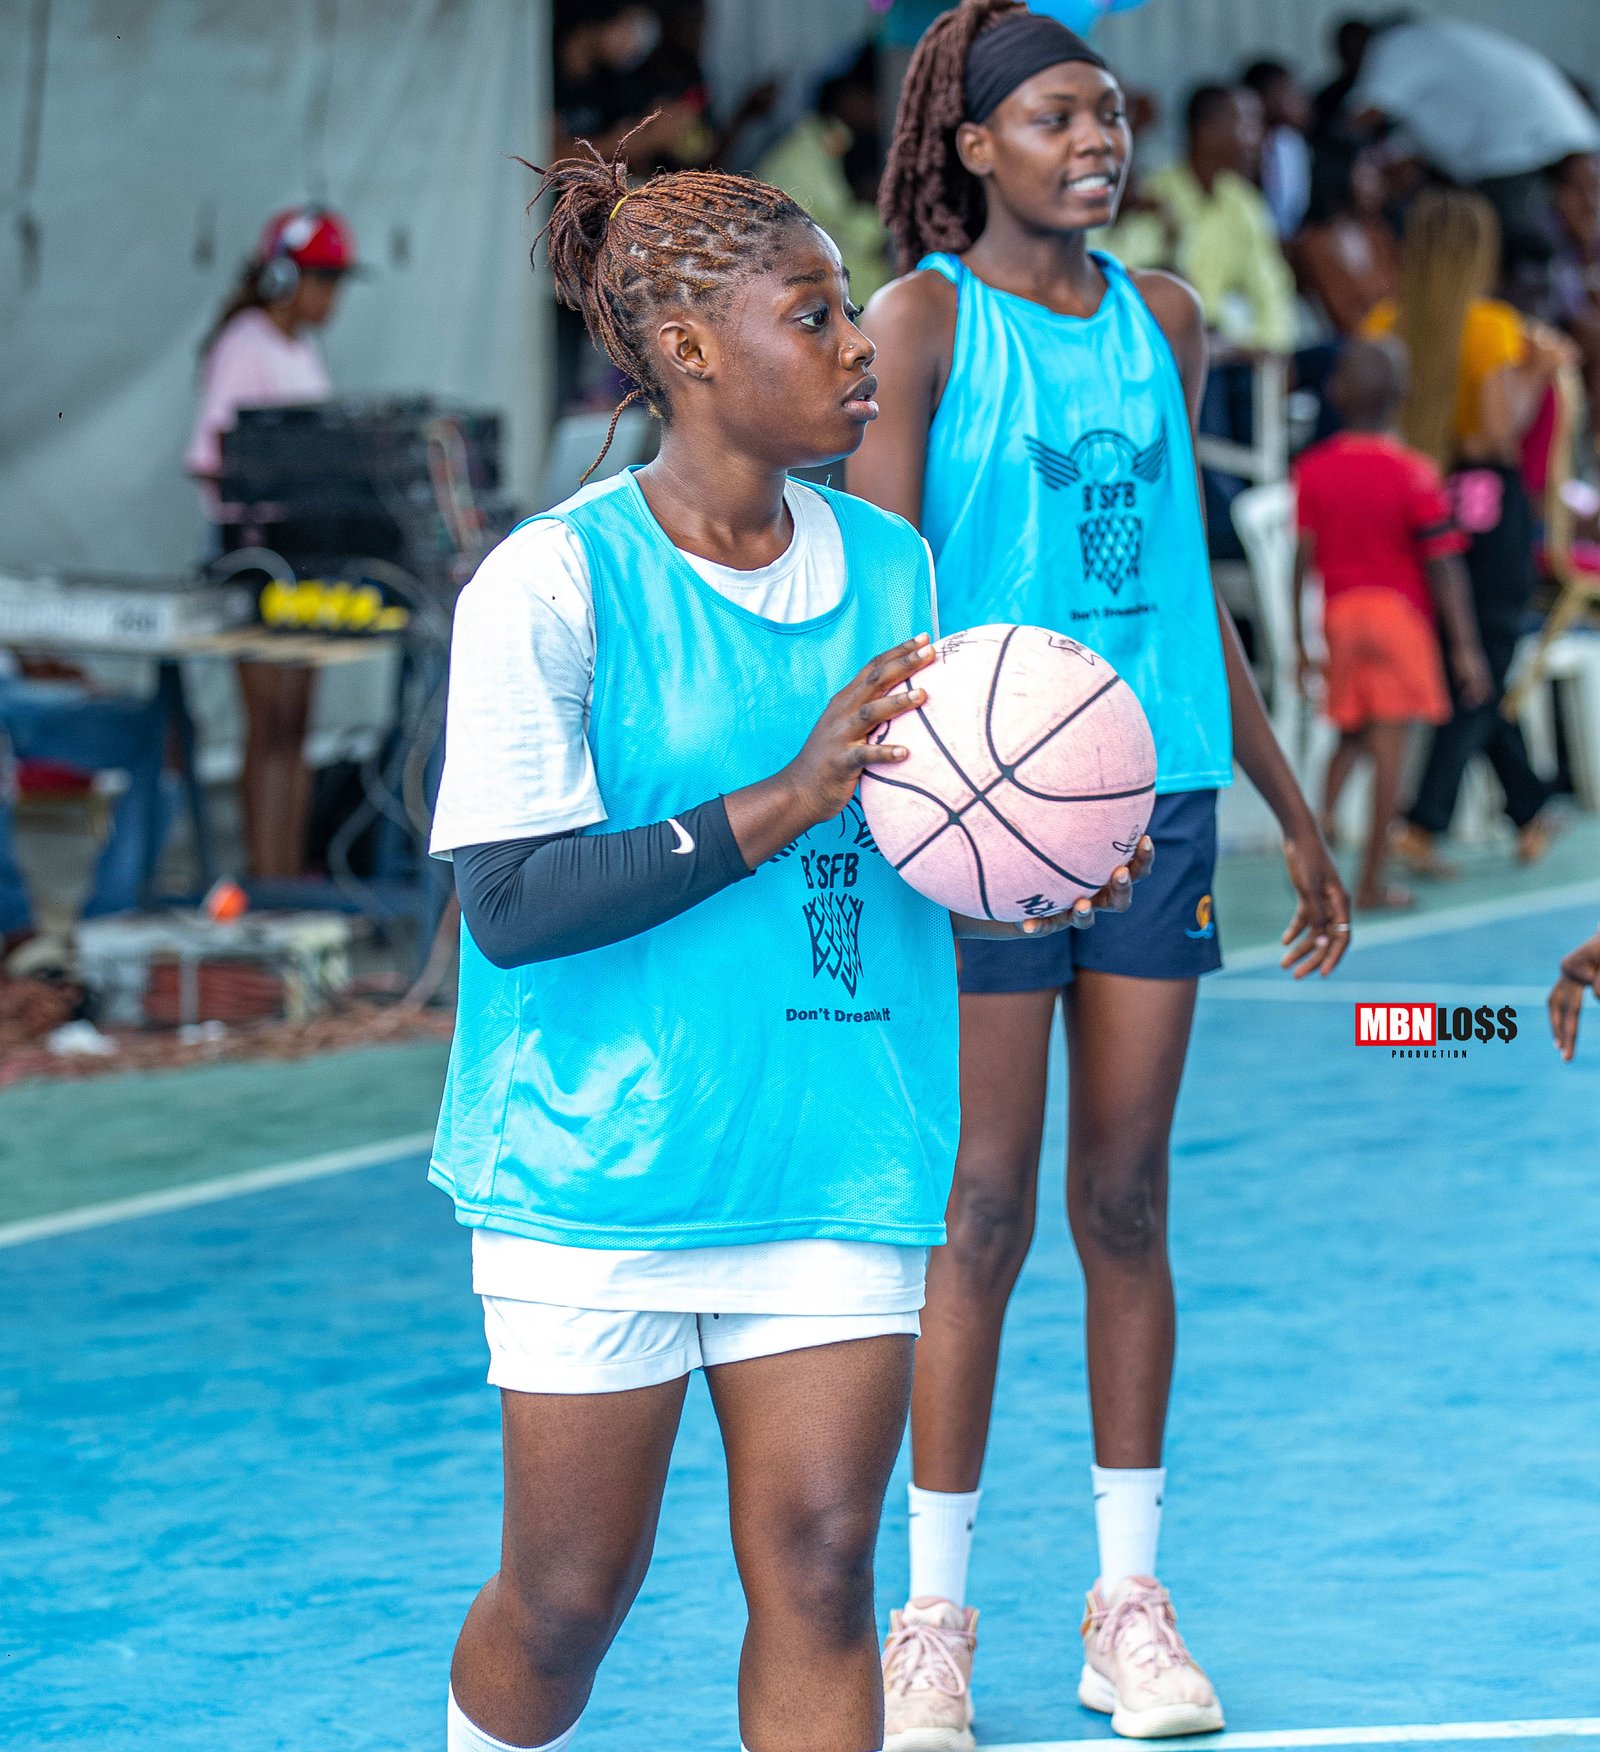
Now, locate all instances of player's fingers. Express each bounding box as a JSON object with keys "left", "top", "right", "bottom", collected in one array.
[
  {"left": 1128, "top": 836, "right": 1156, "bottom": 882},
  {"left": 1281, "top": 901, "right": 1308, "bottom": 949},
  {"left": 854, "top": 742, "right": 909, "bottom": 767},
  {"left": 857, "top": 686, "right": 927, "bottom": 729},
  {"left": 1319, "top": 883, "right": 1352, "bottom": 976},
  {"left": 1549, "top": 978, "right": 1582, "bottom": 1060},
  {"left": 1068, "top": 897, "right": 1097, "bottom": 929},
  {"left": 854, "top": 636, "right": 934, "bottom": 698}
]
